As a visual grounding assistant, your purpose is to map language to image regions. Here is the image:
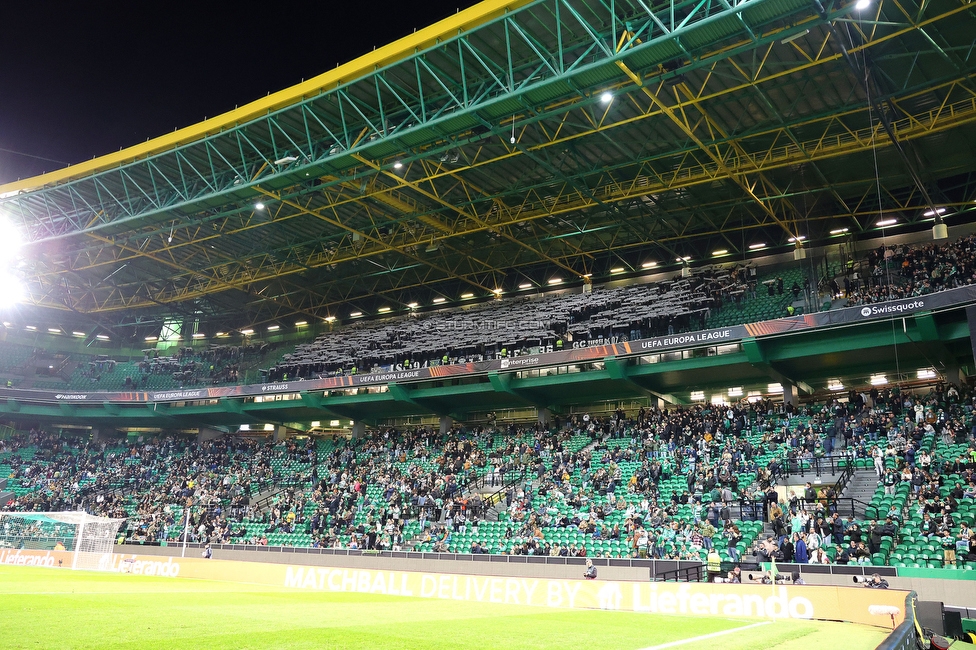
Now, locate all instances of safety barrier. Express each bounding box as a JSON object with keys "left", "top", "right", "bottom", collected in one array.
[{"left": 1, "top": 548, "right": 910, "bottom": 628}]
